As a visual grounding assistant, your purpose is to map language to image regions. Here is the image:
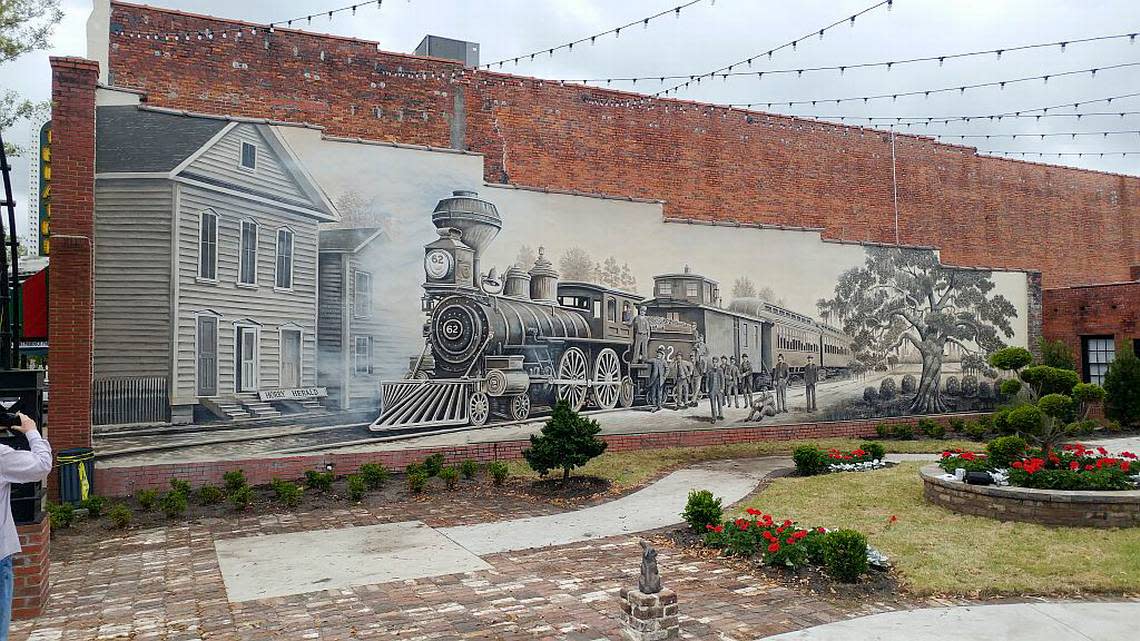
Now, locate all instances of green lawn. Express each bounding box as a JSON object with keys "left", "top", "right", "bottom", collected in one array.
[
  {"left": 507, "top": 438, "right": 982, "bottom": 489},
  {"left": 742, "top": 462, "right": 1140, "bottom": 596}
]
